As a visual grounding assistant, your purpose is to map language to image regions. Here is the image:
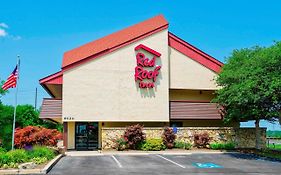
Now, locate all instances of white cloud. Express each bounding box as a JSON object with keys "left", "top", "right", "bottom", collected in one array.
[
  {"left": 0, "top": 28, "right": 8, "bottom": 37},
  {"left": 0, "top": 22, "right": 21, "bottom": 40},
  {"left": 0, "top": 23, "right": 8, "bottom": 28}
]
